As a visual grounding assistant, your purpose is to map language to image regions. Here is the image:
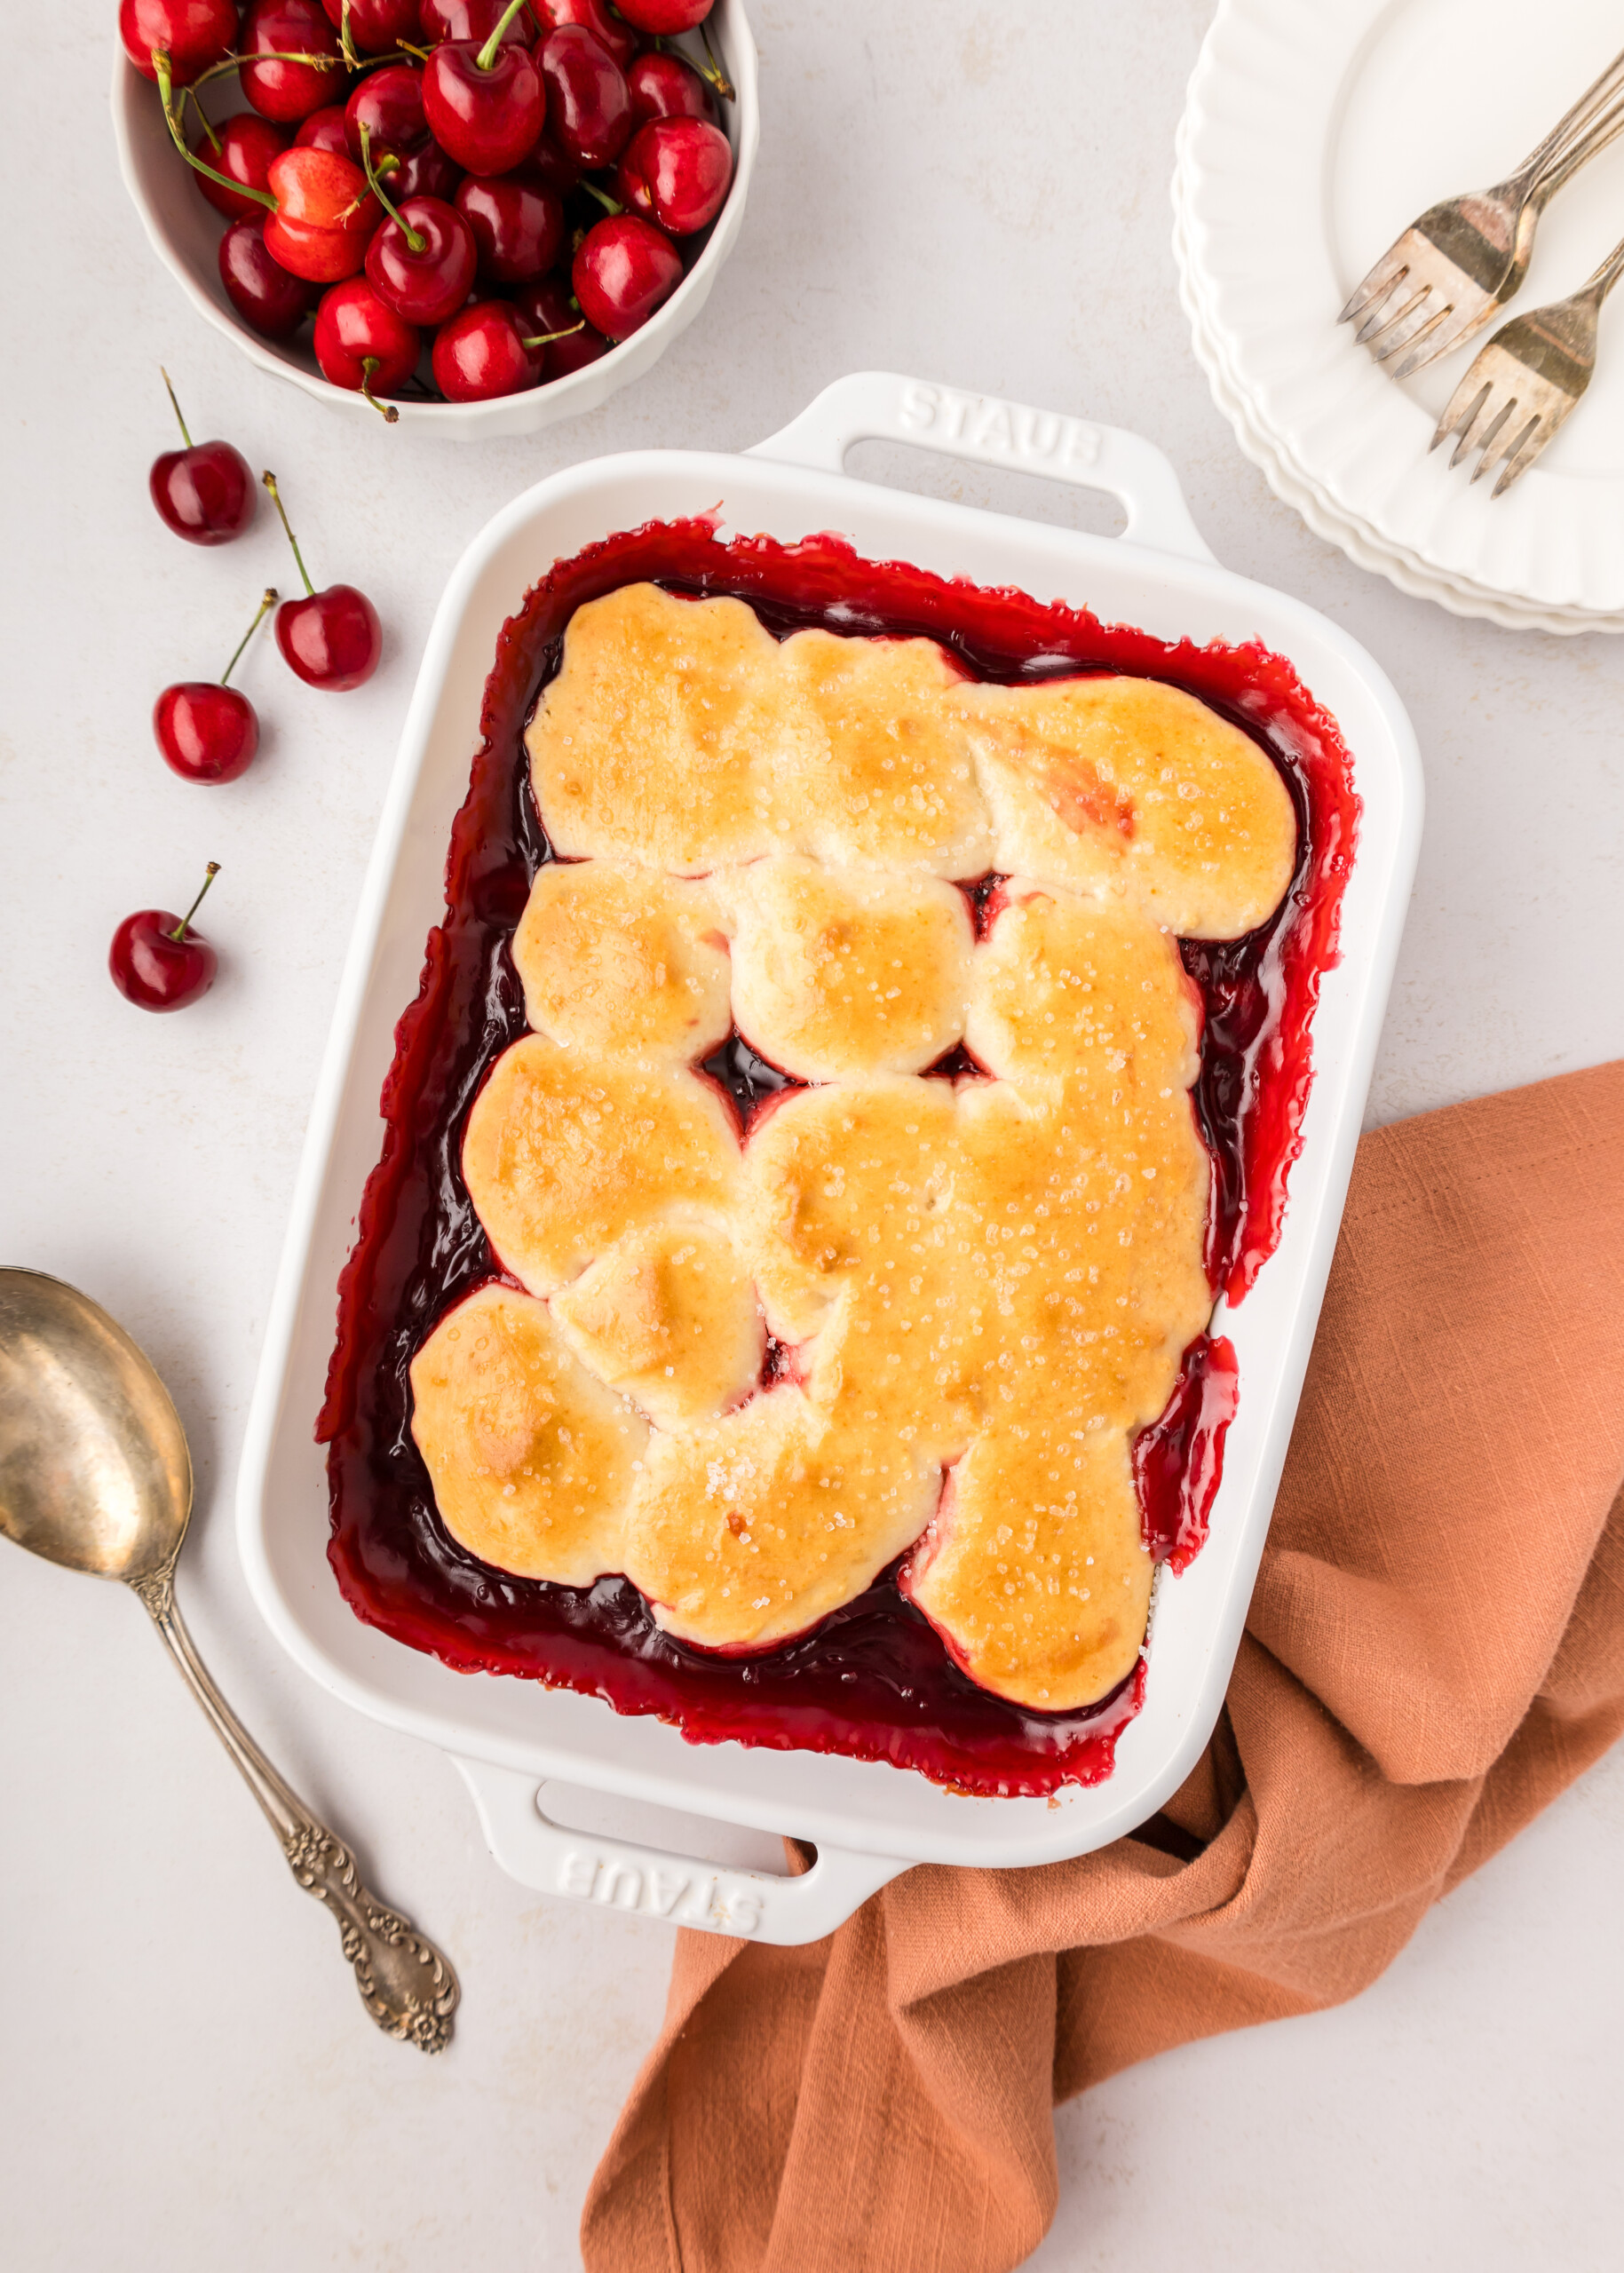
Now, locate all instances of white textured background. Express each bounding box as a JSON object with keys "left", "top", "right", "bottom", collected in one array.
[{"left": 3, "top": 4, "right": 1622, "bottom": 2268}]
